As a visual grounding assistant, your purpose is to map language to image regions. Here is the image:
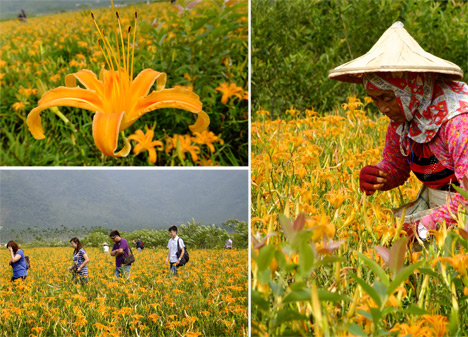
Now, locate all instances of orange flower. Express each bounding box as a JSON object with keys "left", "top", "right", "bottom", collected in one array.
[
  {"left": 128, "top": 129, "right": 163, "bottom": 164},
  {"left": 166, "top": 134, "right": 200, "bottom": 162},
  {"left": 27, "top": 1, "right": 209, "bottom": 158},
  {"left": 192, "top": 131, "right": 224, "bottom": 152},
  {"left": 12, "top": 102, "right": 27, "bottom": 112},
  {"left": 215, "top": 82, "right": 243, "bottom": 104}
]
